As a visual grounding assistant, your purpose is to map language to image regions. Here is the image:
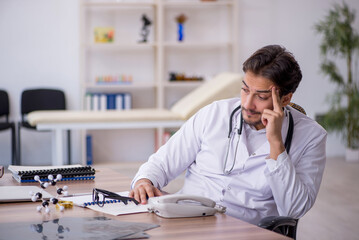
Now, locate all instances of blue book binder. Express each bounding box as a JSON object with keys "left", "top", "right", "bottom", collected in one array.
[
  {"left": 86, "top": 135, "right": 93, "bottom": 165},
  {"left": 106, "top": 94, "right": 117, "bottom": 110}
]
